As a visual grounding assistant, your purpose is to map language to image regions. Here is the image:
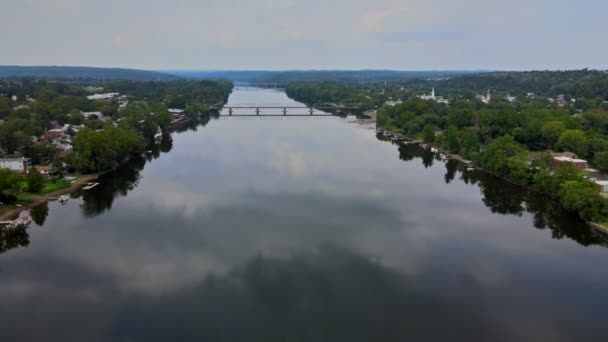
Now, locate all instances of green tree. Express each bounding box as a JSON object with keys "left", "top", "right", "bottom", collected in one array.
[
  {"left": 541, "top": 121, "right": 566, "bottom": 148},
  {"left": 422, "top": 124, "right": 435, "bottom": 143},
  {"left": 50, "top": 158, "right": 64, "bottom": 177},
  {"left": 558, "top": 180, "right": 608, "bottom": 221},
  {"left": 445, "top": 125, "right": 460, "bottom": 153},
  {"left": 479, "top": 135, "right": 527, "bottom": 178},
  {"left": 556, "top": 129, "right": 589, "bottom": 157},
  {"left": 0, "top": 169, "right": 23, "bottom": 198},
  {"left": 594, "top": 151, "right": 608, "bottom": 171},
  {"left": 533, "top": 163, "right": 581, "bottom": 198},
  {"left": 26, "top": 168, "right": 45, "bottom": 193},
  {"left": 69, "top": 110, "right": 85, "bottom": 125}
]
